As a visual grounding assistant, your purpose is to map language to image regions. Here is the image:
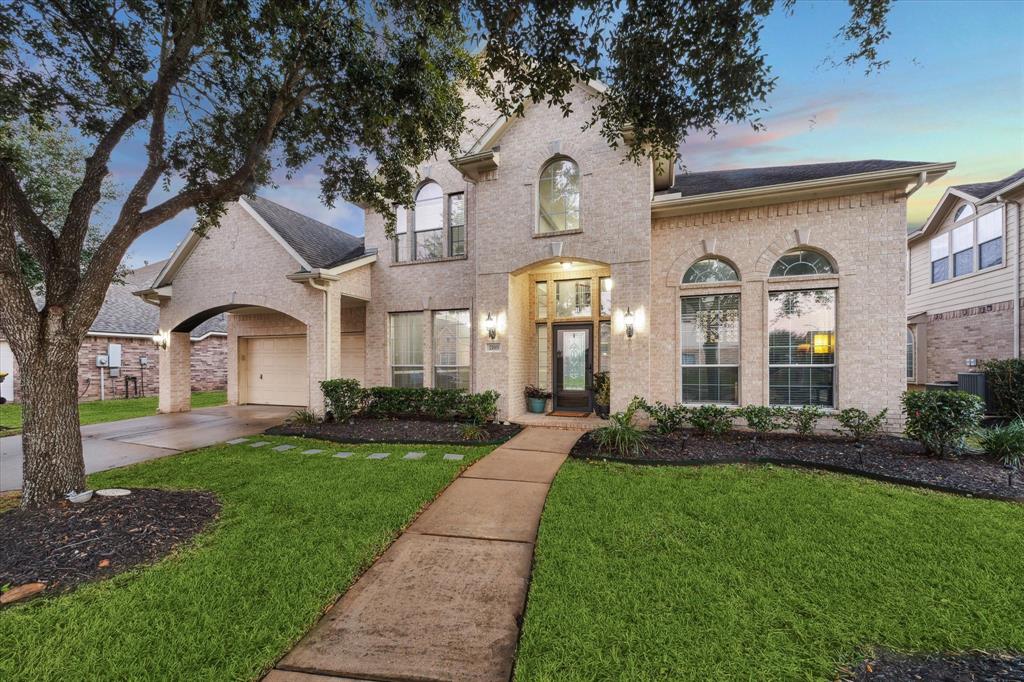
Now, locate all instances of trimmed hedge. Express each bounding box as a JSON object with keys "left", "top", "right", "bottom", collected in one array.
[
  {"left": 982, "top": 358, "right": 1024, "bottom": 418},
  {"left": 902, "top": 390, "right": 984, "bottom": 458},
  {"left": 320, "top": 380, "right": 499, "bottom": 424}
]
